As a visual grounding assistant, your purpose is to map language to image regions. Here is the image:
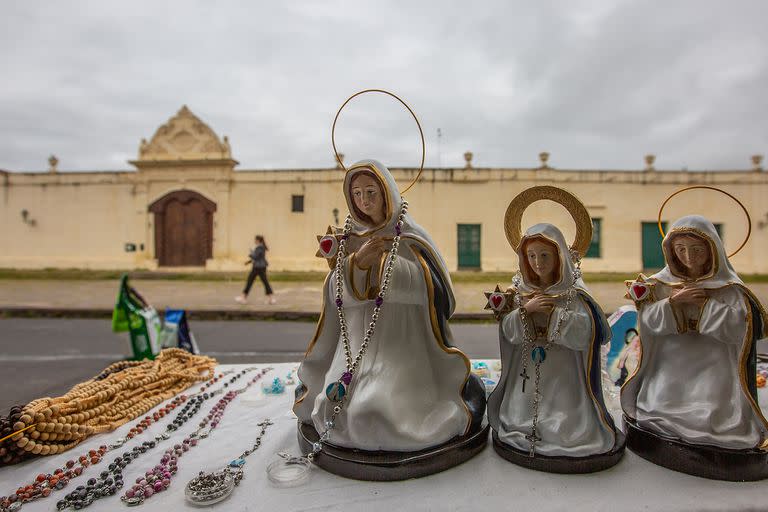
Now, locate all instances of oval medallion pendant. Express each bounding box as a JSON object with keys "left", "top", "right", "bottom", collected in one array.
[
  {"left": 325, "top": 381, "right": 346, "bottom": 401},
  {"left": 531, "top": 347, "right": 547, "bottom": 363},
  {"left": 185, "top": 470, "right": 235, "bottom": 506}
]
